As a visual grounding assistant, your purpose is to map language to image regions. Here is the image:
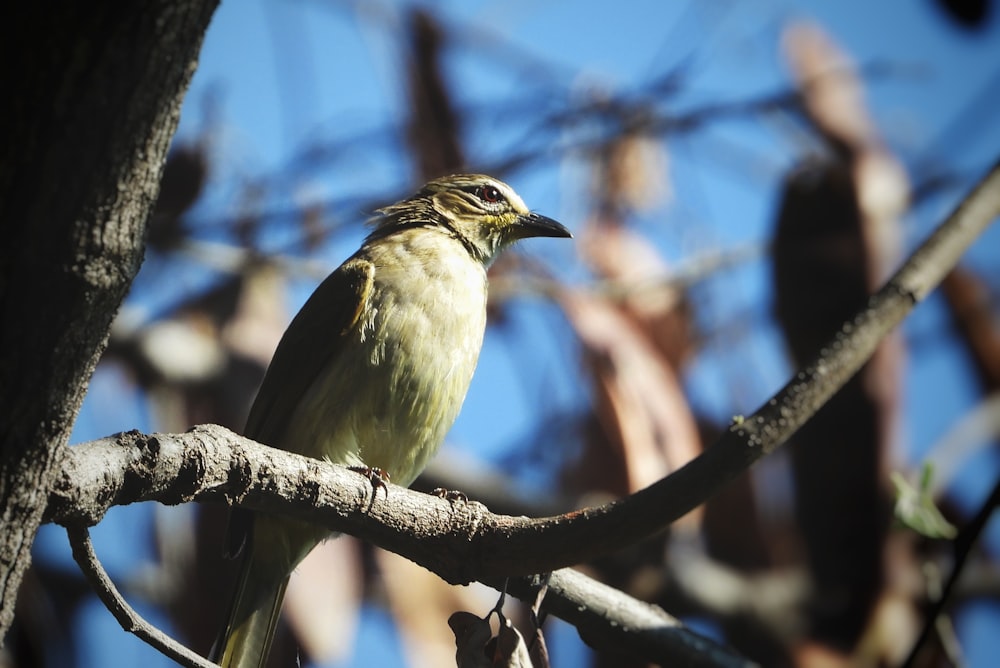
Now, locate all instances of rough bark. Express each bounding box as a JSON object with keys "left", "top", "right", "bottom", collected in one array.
[{"left": 0, "top": 0, "right": 218, "bottom": 639}]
